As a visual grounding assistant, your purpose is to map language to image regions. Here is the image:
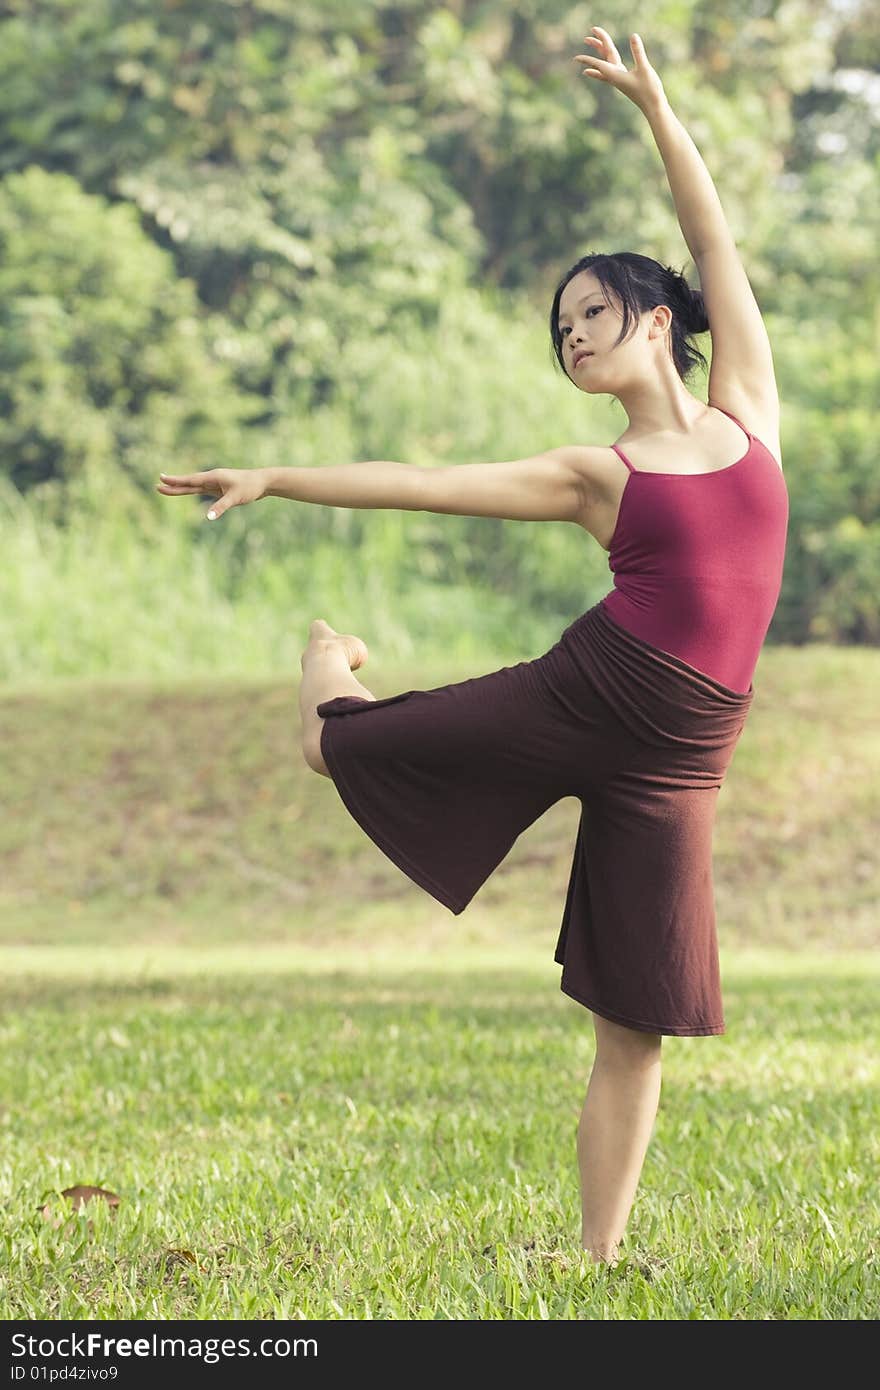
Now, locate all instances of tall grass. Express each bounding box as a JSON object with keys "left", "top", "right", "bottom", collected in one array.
[{"left": 2, "top": 285, "right": 652, "bottom": 683}]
